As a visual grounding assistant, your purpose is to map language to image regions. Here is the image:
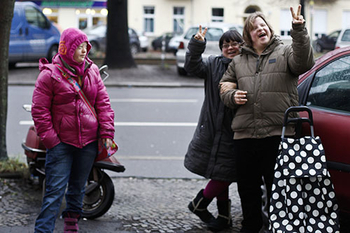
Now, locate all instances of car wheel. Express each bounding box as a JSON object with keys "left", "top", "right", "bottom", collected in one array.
[
  {"left": 47, "top": 44, "right": 58, "bottom": 62},
  {"left": 130, "top": 43, "right": 138, "bottom": 55},
  {"left": 315, "top": 43, "right": 323, "bottom": 53},
  {"left": 89, "top": 41, "right": 99, "bottom": 57},
  {"left": 177, "top": 67, "right": 187, "bottom": 76}
]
